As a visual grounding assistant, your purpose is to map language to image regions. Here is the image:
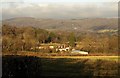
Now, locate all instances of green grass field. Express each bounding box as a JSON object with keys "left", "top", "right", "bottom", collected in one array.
[
  {"left": 40, "top": 56, "right": 119, "bottom": 62},
  {"left": 3, "top": 52, "right": 119, "bottom": 62},
  {"left": 2, "top": 52, "right": 120, "bottom": 78},
  {"left": 2, "top": 55, "right": 119, "bottom": 78}
]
